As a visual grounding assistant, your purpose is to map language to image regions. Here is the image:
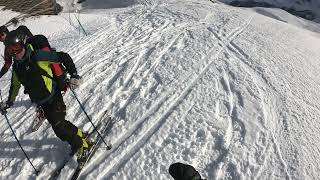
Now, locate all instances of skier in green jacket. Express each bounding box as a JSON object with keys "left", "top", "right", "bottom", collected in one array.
[{"left": 0, "top": 29, "right": 91, "bottom": 161}]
